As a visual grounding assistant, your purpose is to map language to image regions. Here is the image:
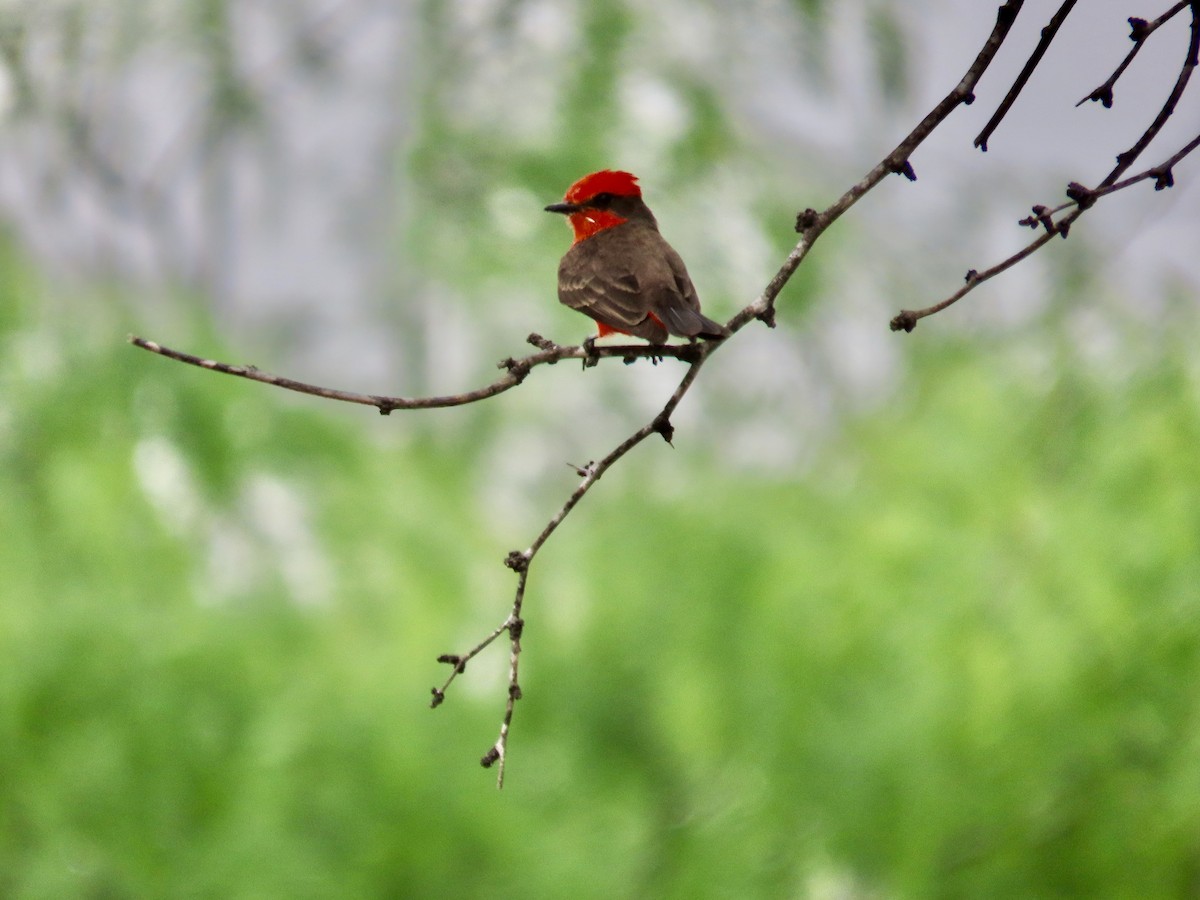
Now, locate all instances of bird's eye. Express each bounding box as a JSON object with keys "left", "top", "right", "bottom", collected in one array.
[{"left": 591, "top": 192, "right": 615, "bottom": 207}]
